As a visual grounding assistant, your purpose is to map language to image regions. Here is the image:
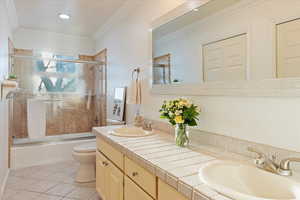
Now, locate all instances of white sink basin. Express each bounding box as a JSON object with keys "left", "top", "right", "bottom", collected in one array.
[
  {"left": 199, "top": 160, "right": 300, "bottom": 200},
  {"left": 110, "top": 127, "right": 153, "bottom": 137}
]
